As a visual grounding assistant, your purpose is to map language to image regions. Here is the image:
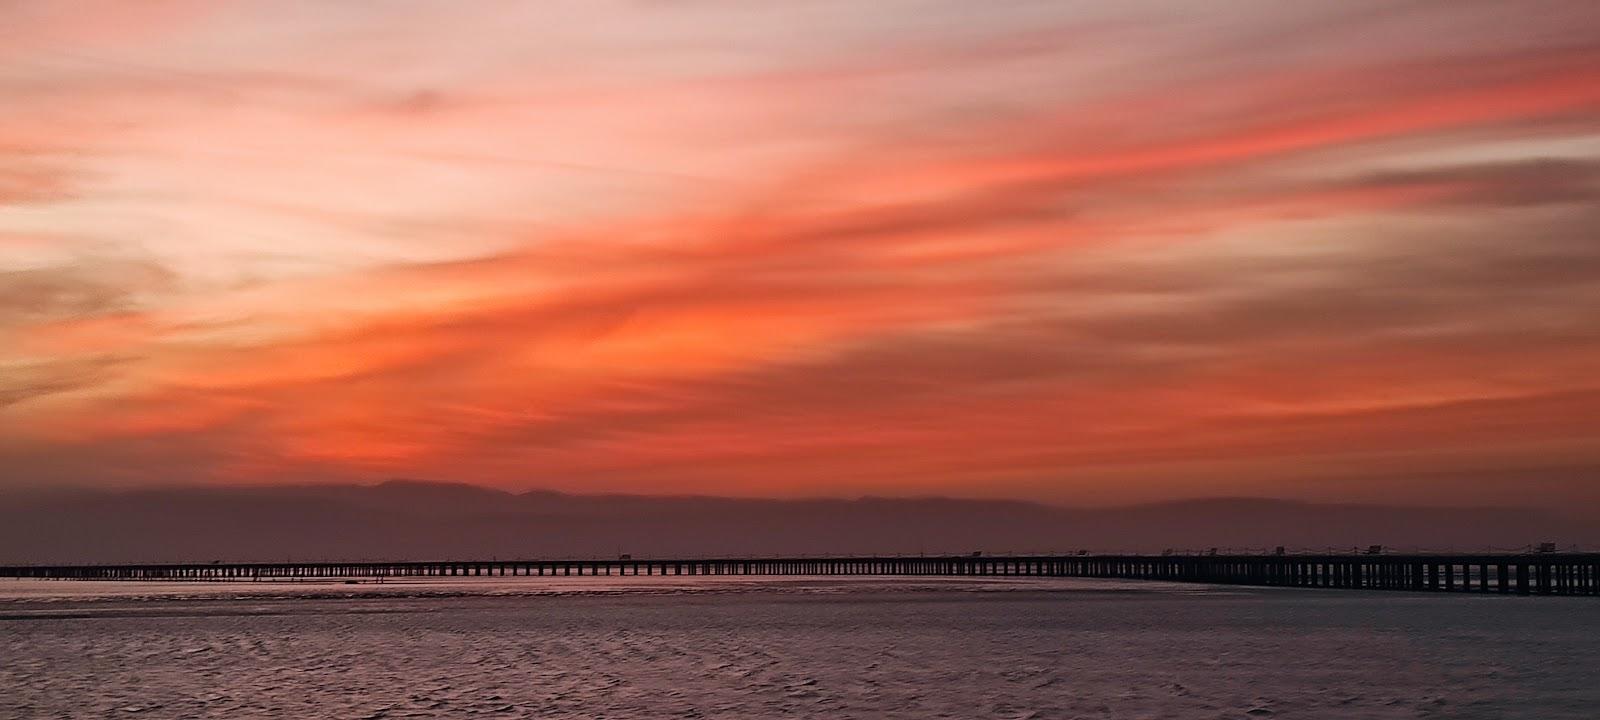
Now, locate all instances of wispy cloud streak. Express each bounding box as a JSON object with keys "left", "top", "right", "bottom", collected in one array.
[{"left": 2, "top": 1, "right": 1599, "bottom": 508}]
